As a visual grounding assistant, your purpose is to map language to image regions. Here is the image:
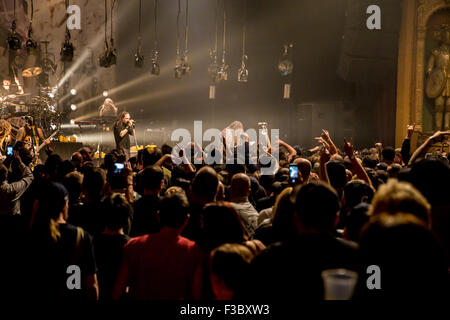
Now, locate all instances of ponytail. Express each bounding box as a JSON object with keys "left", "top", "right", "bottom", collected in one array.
[{"left": 49, "top": 218, "right": 61, "bottom": 243}]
